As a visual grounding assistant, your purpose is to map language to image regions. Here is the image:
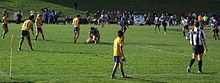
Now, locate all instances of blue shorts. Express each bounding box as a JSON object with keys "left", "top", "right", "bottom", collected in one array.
[
  {"left": 114, "top": 56, "right": 121, "bottom": 62},
  {"left": 74, "top": 27, "right": 79, "bottom": 33}
]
